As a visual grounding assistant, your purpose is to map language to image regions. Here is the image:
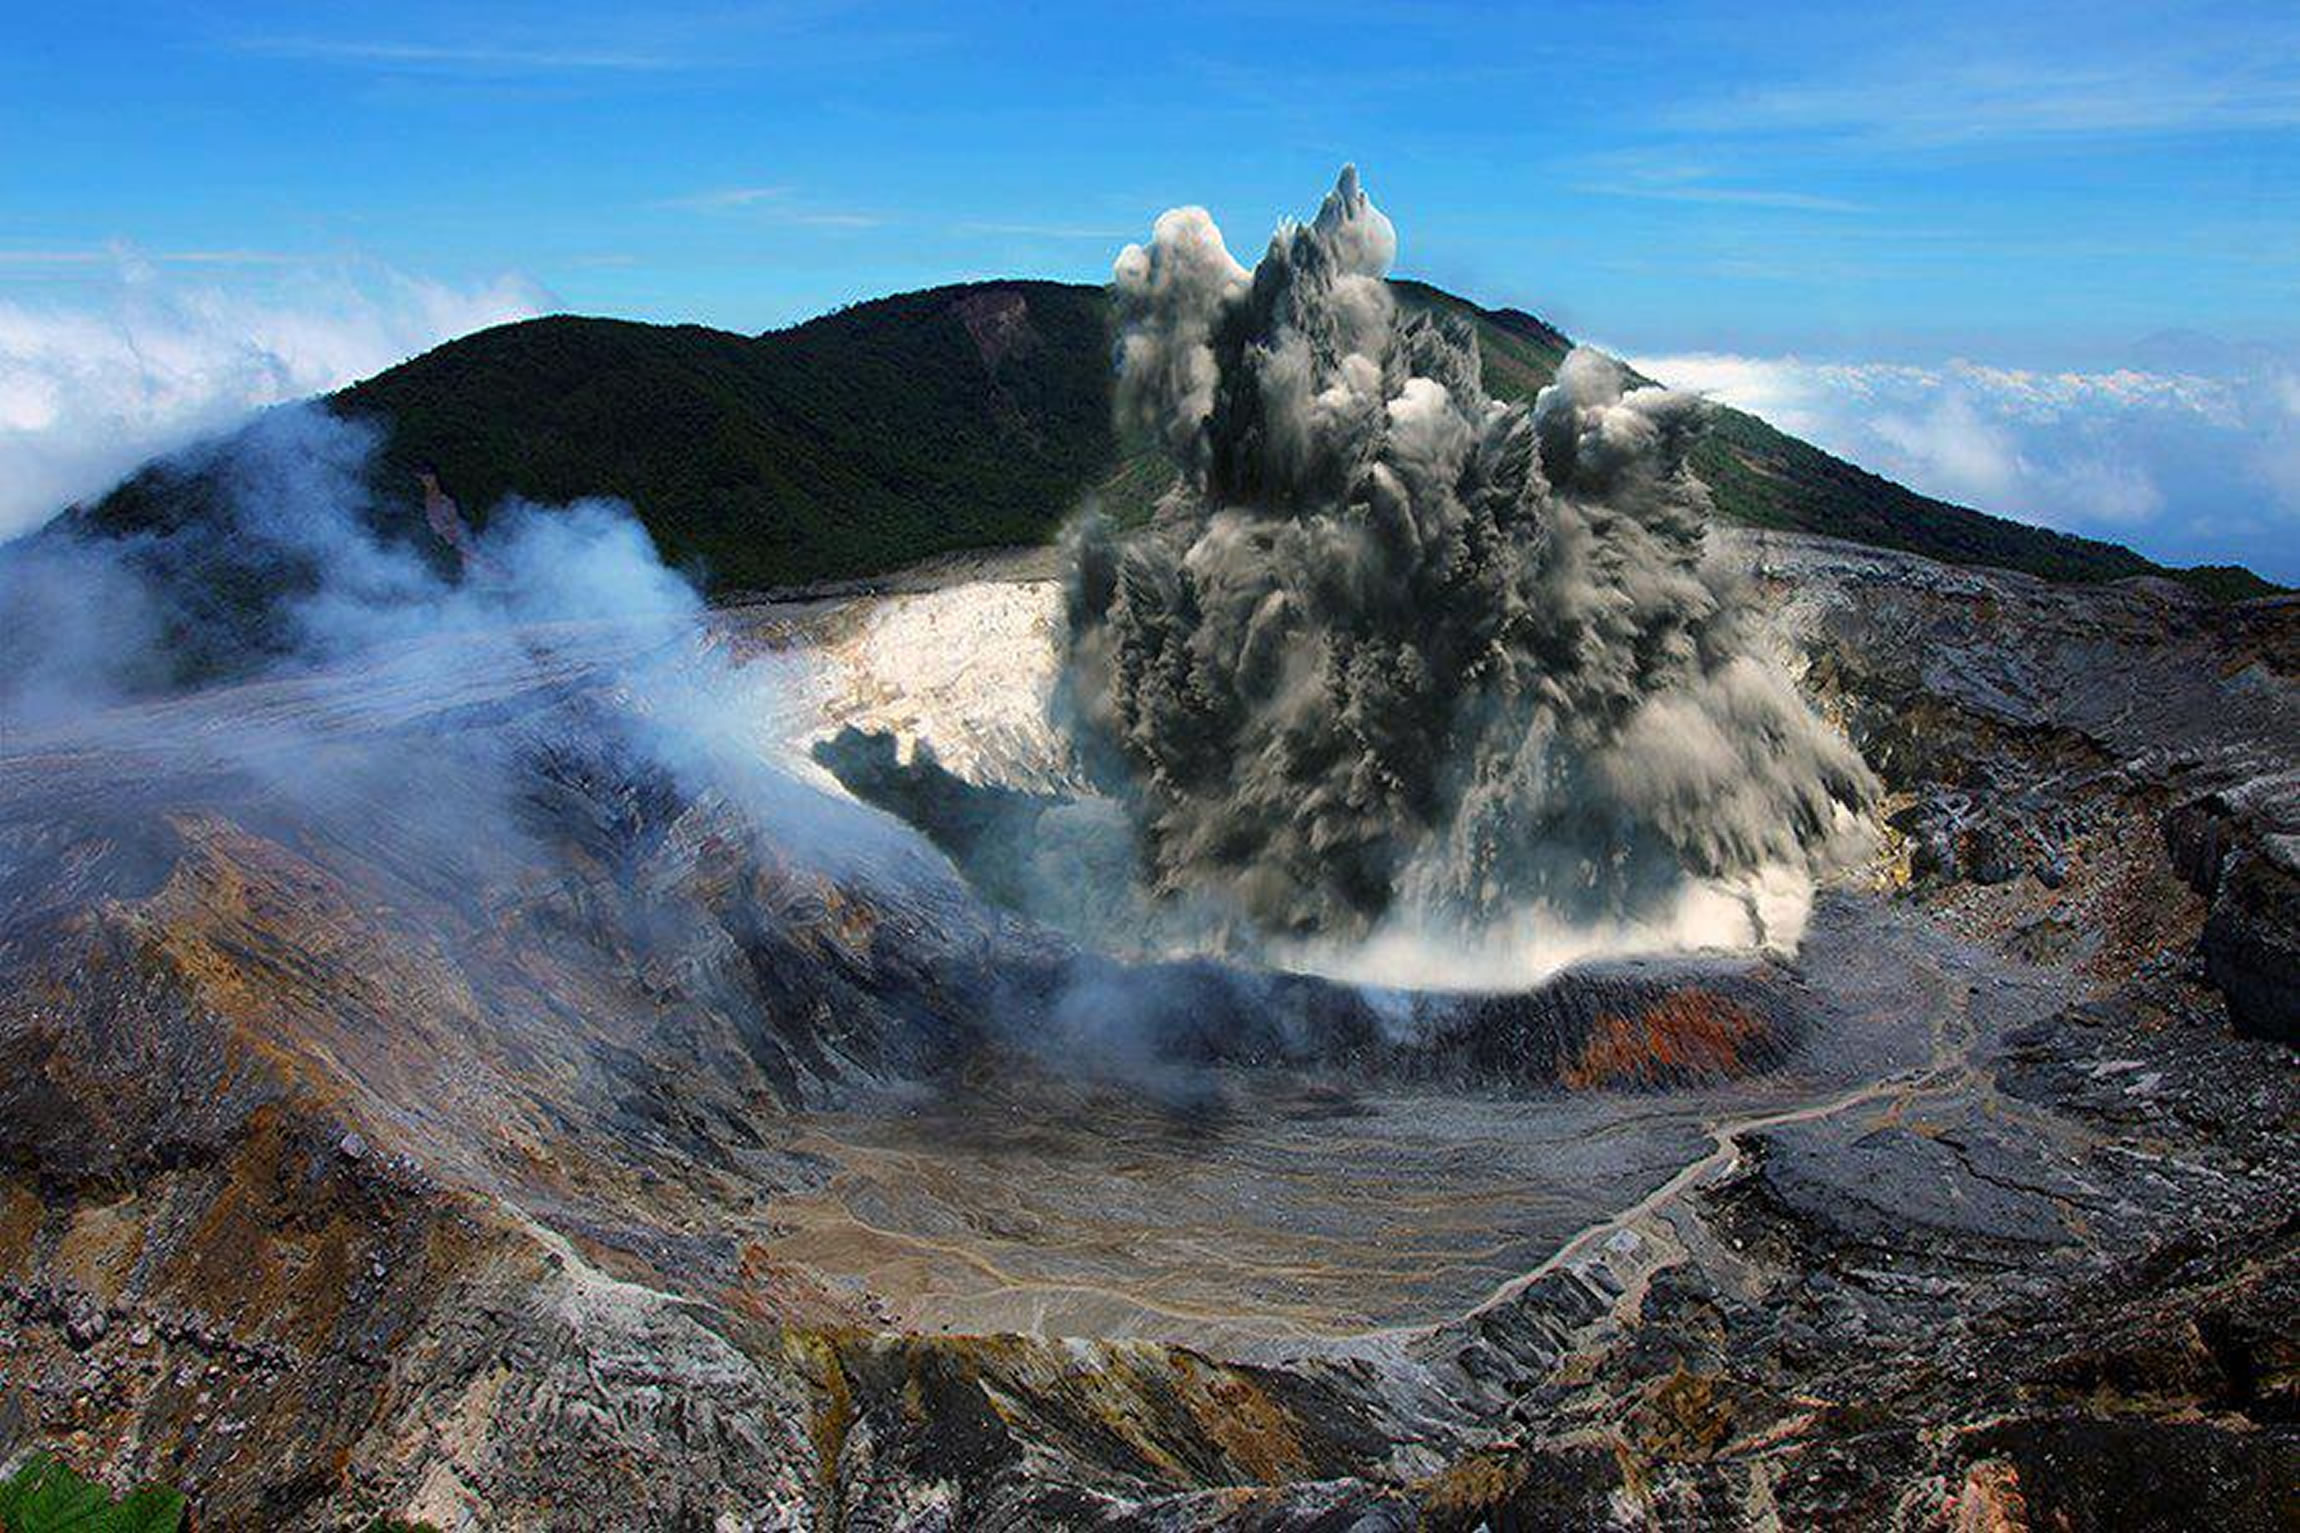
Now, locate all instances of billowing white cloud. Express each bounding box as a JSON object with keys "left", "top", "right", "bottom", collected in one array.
[
  {"left": 0, "top": 258, "right": 546, "bottom": 539},
  {"left": 1632, "top": 348, "right": 2300, "bottom": 575}
]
